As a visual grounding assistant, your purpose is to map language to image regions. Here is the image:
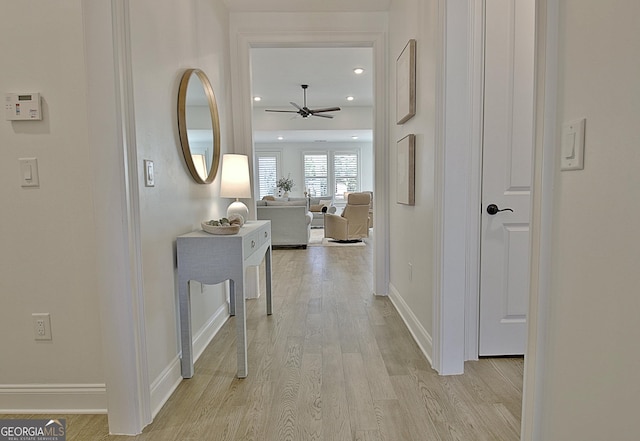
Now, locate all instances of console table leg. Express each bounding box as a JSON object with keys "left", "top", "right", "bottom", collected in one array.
[
  {"left": 179, "top": 280, "right": 194, "bottom": 378},
  {"left": 231, "top": 278, "right": 248, "bottom": 378},
  {"left": 265, "top": 246, "right": 273, "bottom": 315}
]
